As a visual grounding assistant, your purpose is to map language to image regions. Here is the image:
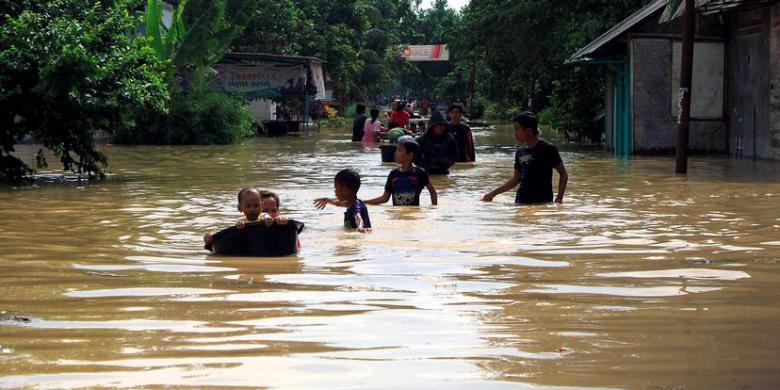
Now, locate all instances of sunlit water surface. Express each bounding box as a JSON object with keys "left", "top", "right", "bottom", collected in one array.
[{"left": 1, "top": 126, "right": 779, "bottom": 389}]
